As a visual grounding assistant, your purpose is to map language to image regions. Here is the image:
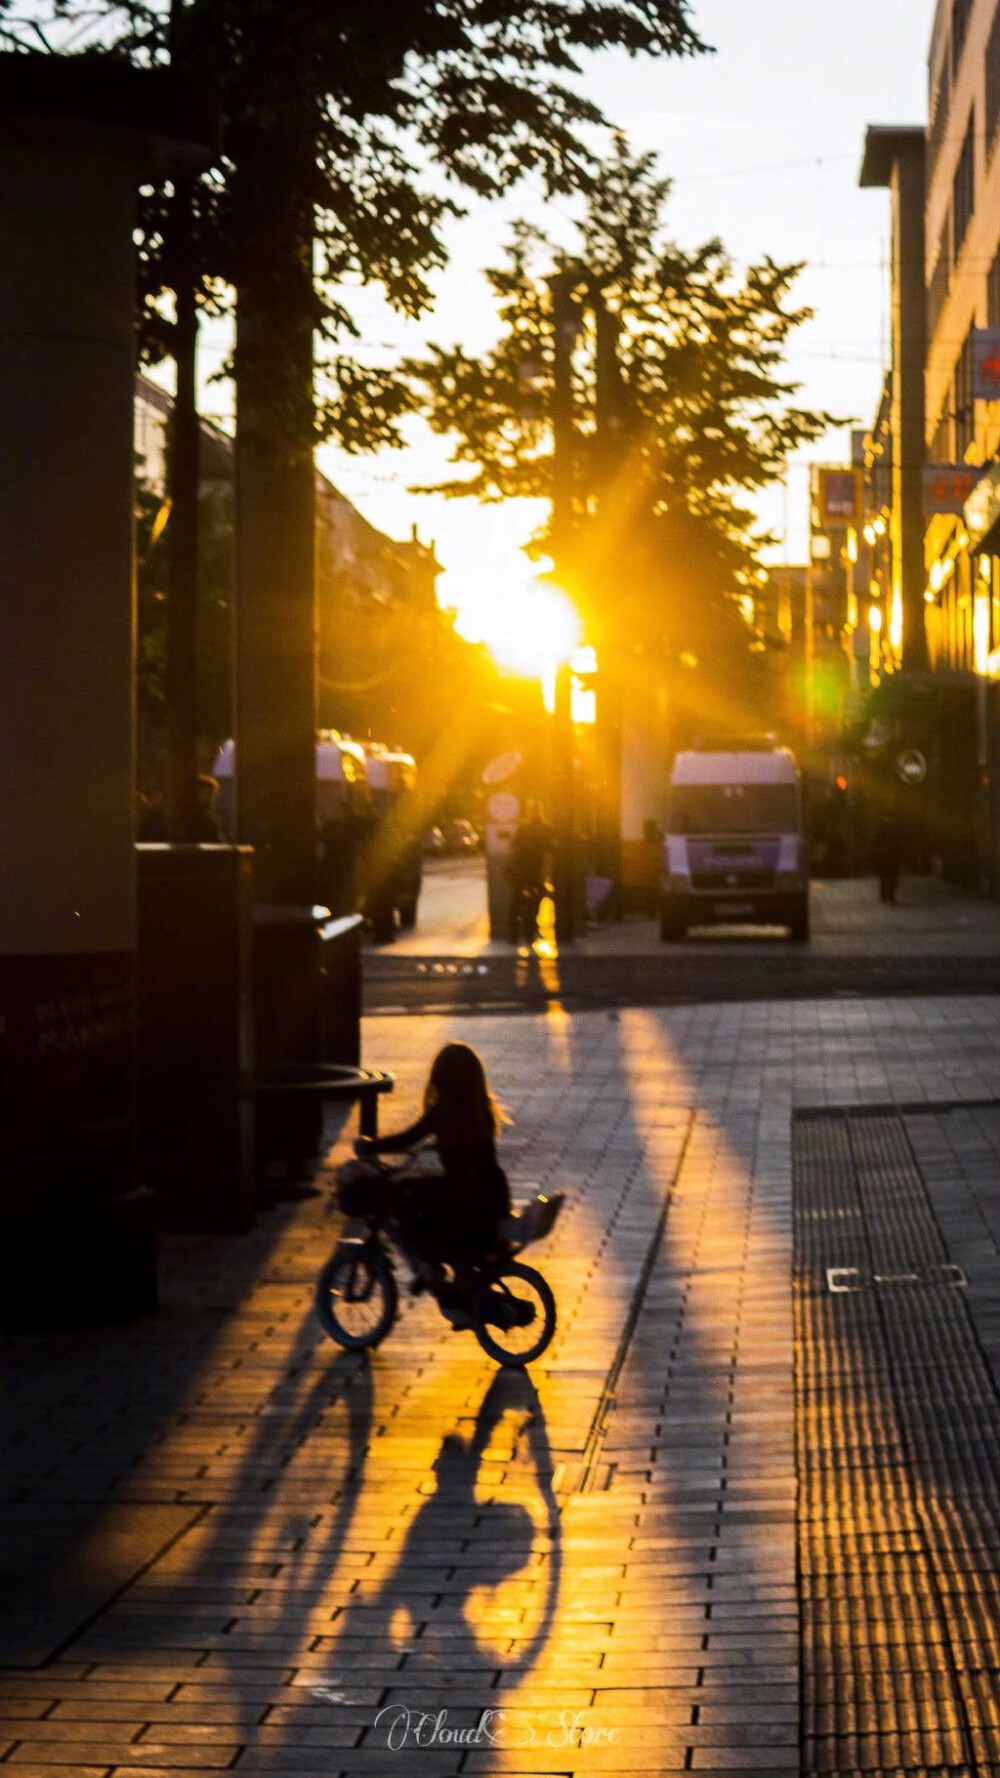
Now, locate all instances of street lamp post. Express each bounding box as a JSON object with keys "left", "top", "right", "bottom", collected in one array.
[
  {"left": 592, "top": 282, "right": 625, "bottom": 919},
  {"left": 551, "top": 660, "right": 576, "bottom": 944},
  {"left": 547, "top": 264, "right": 583, "bottom": 942},
  {"left": 162, "top": 0, "right": 202, "bottom": 842}
]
